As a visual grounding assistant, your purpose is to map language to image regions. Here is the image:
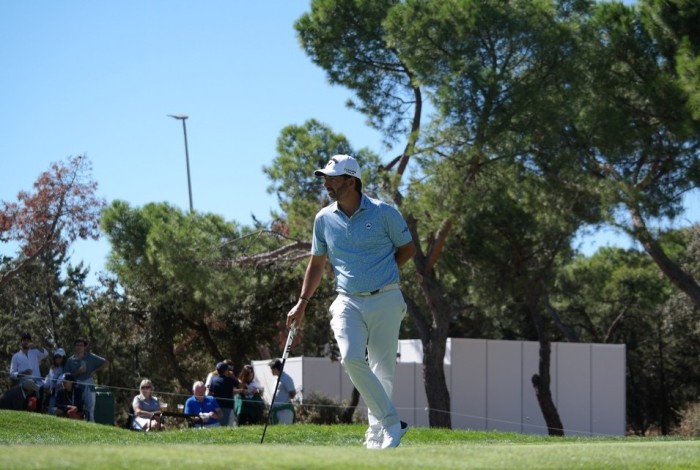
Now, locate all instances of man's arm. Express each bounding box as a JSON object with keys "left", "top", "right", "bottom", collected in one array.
[
  {"left": 30, "top": 343, "right": 48, "bottom": 357},
  {"left": 395, "top": 240, "right": 416, "bottom": 268},
  {"left": 9, "top": 354, "right": 20, "bottom": 380},
  {"left": 286, "top": 254, "right": 326, "bottom": 328},
  {"left": 284, "top": 375, "right": 296, "bottom": 399},
  {"left": 93, "top": 356, "right": 110, "bottom": 375},
  {"left": 206, "top": 400, "right": 222, "bottom": 420},
  {"left": 9, "top": 354, "right": 32, "bottom": 379}
]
